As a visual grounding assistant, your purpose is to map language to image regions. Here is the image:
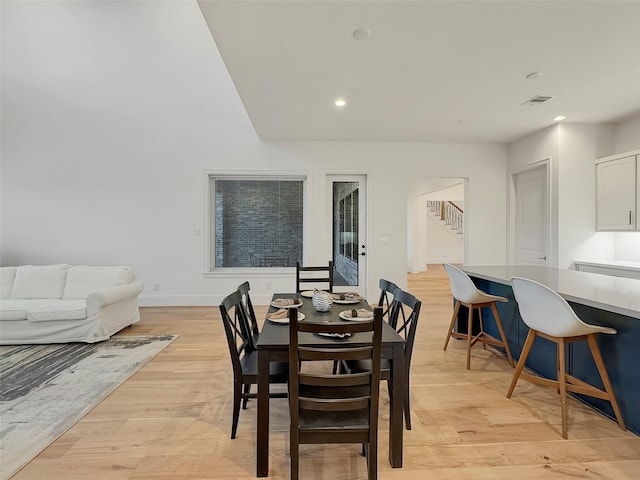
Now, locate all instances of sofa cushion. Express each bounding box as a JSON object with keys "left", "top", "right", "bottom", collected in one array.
[
  {"left": 62, "top": 266, "right": 133, "bottom": 299},
  {"left": 10, "top": 265, "right": 69, "bottom": 299},
  {"left": 0, "top": 299, "right": 59, "bottom": 321},
  {"left": 27, "top": 300, "right": 87, "bottom": 322},
  {"left": 1, "top": 267, "right": 17, "bottom": 299}
]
